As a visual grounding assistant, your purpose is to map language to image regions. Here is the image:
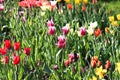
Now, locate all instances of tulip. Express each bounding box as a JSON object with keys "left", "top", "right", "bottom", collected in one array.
[
  {"left": 92, "top": 0, "right": 97, "bottom": 4},
  {"left": 67, "top": 4, "right": 73, "bottom": 10},
  {"left": 48, "top": 26, "right": 56, "bottom": 35},
  {"left": 62, "top": 24, "right": 69, "bottom": 35},
  {"left": 91, "top": 60, "right": 96, "bottom": 68},
  {"left": 0, "top": 48, "right": 7, "bottom": 55},
  {"left": 24, "top": 47, "right": 31, "bottom": 56},
  {"left": 1, "top": 56, "right": 9, "bottom": 64},
  {"left": 14, "top": 42, "right": 20, "bottom": 50},
  {"left": 64, "top": 60, "right": 69, "bottom": 67},
  {"left": 0, "top": 4, "right": 4, "bottom": 11},
  {"left": 53, "top": 65, "right": 58, "bottom": 70},
  {"left": 4, "top": 40, "right": 11, "bottom": 49},
  {"left": 94, "top": 28, "right": 101, "bottom": 37},
  {"left": 78, "top": 27, "right": 86, "bottom": 36},
  {"left": 47, "top": 20, "right": 54, "bottom": 27},
  {"left": 13, "top": 55, "right": 20, "bottom": 65},
  {"left": 0, "top": 0, "right": 4, "bottom": 3}
]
